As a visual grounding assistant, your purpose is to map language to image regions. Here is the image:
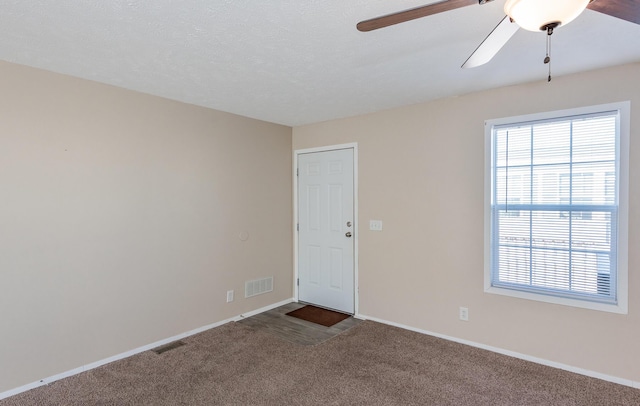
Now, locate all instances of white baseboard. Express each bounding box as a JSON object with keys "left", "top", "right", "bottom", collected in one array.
[
  {"left": 357, "top": 313, "right": 640, "bottom": 390},
  {"left": 0, "top": 298, "right": 294, "bottom": 401}
]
